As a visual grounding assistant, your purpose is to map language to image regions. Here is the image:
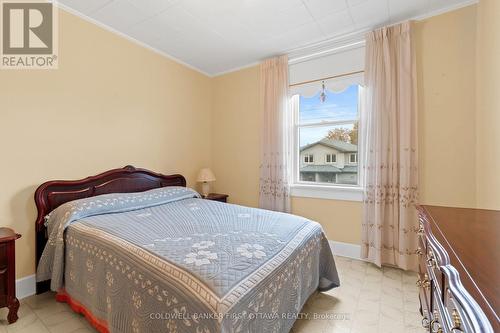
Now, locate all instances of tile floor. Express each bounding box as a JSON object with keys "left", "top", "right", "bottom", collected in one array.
[{"left": 0, "top": 256, "right": 425, "bottom": 333}]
